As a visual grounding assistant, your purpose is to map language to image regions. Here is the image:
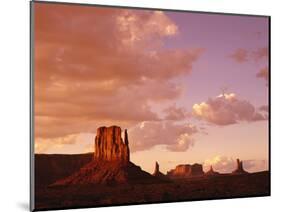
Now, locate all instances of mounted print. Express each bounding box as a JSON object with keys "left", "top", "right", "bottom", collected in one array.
[{"left": 30, "top": 1, "right": 270, "bottom": 211}]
